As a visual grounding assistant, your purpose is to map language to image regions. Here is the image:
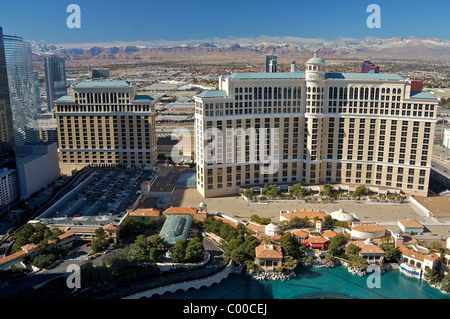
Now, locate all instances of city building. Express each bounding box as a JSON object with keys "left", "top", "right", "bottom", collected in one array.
[
  {"left": 44, "top": 55, "right": 67, "bottom": 112},
  {"left": 15, "top": 142, "right": 59, "bottom": 200},
  {"left": 193, "top": 54, "right": 438, "bottom": 198},
  {"left": 361, "top": 61, "right": 380, "bottom": 73},
  {"left": 397, "top": 219, "right": 424, "bottom": 234},
  {"left": 0, "top": 167, "right": 18, "bottom": 207},
  {"left": 0, "top": 27, "right": 18, "bottom": 210},
  {"left": 443, "top": 127, "right": 450, "bottom": 149},
  {"left": 265, "top": 54, "right": 277, "bottom": 73},
  {"left": 90, "top": 68, "right": 110, "bottom": 79},
  {"left": 38, "top": 112, "right": 58, "bottom": 142},
  {"left": 2, "top": 32, "right": 40, "bottom": 145},
  {"left": 54, "top": 81, "right": 157, "bottom": 175},
  {"left": 0, "top": 27, "right": 15, "bottom": 167}
]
